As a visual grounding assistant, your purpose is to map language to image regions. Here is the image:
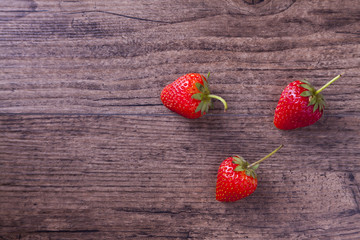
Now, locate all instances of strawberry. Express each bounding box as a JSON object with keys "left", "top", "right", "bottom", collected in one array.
[
  {"left": 160, "top": 73, "right": 227, "bottom": 119},
  {"left": 274, "top": 74, "right": 342, "bottom": 130},
  {"left": 216, "top": 145, "right": 283, "bottom": 202}
]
